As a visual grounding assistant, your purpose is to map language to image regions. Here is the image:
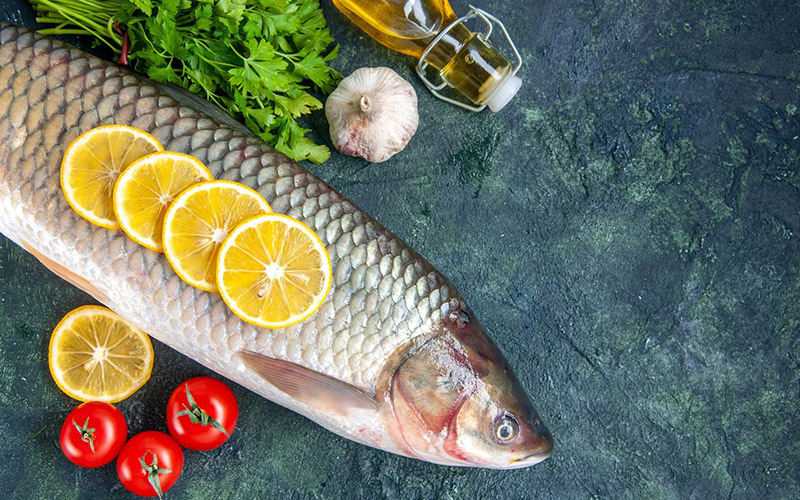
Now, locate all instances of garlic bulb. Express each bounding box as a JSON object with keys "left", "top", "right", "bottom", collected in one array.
[{"left": 325, "top": 67, "right": 419, "bottom": 163}]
